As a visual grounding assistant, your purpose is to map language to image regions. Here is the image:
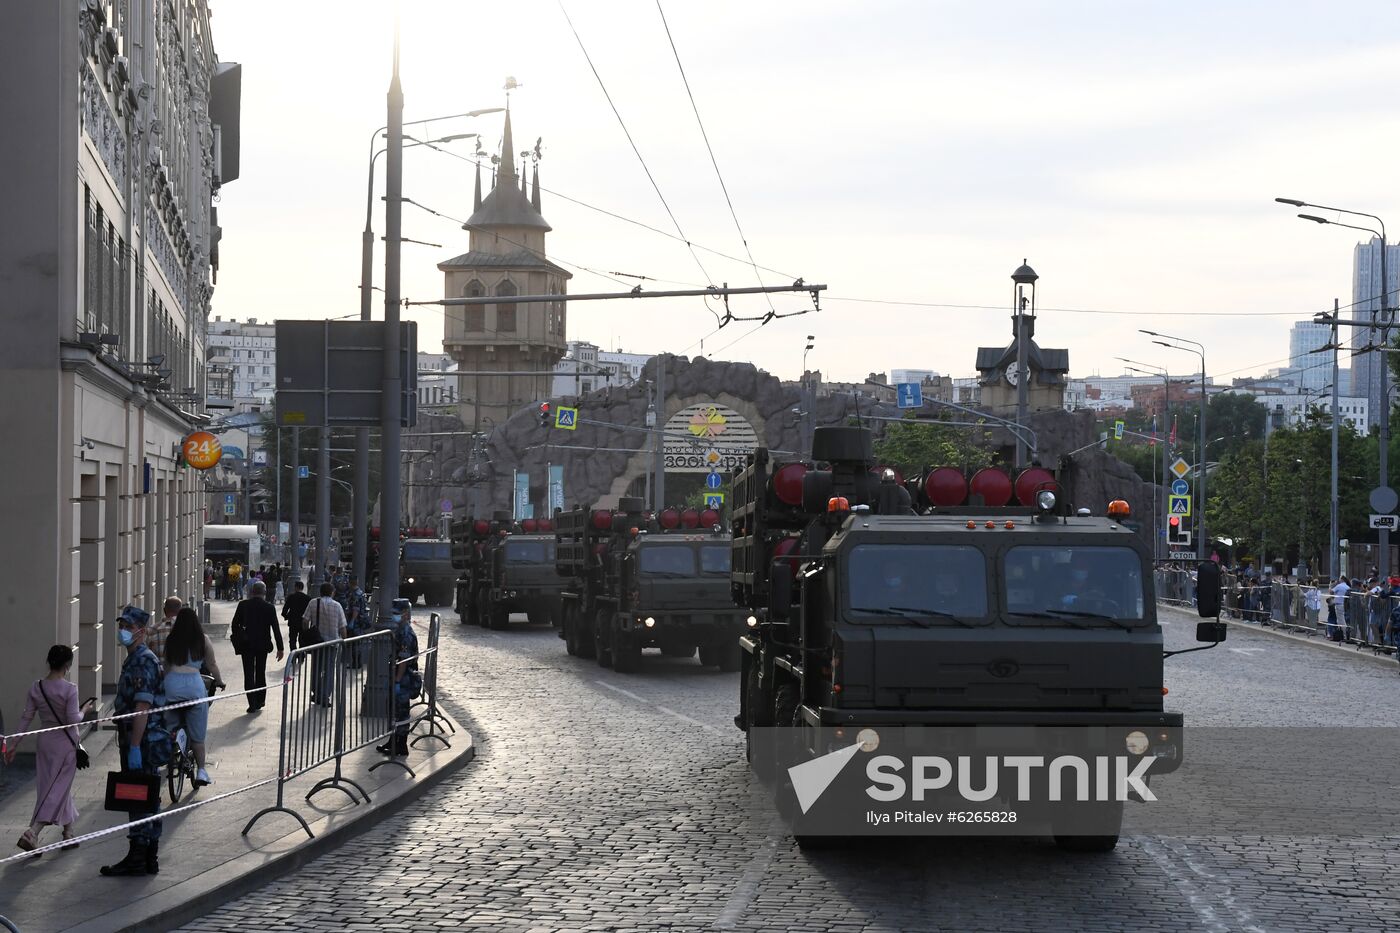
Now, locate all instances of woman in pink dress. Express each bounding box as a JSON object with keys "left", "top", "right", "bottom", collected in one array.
[{"left": 4, "top": 645, "right": 94, "bottom": 853}]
